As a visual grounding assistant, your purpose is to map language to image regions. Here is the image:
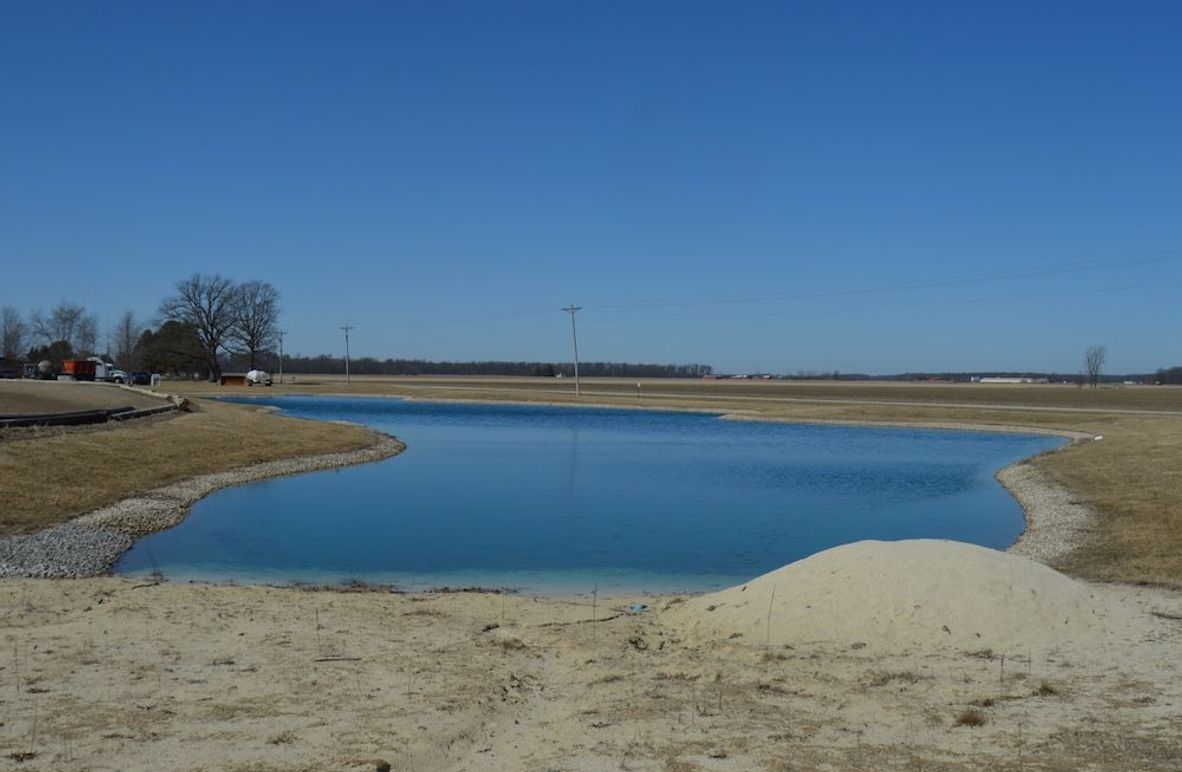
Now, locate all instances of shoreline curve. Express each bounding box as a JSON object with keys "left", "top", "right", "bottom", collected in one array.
[
  {"left": 1, "top": 392, "right": 1092, "bottom": 583},
  {"left": 0, "top": 427, "right": 404, "bottom": 578}
]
